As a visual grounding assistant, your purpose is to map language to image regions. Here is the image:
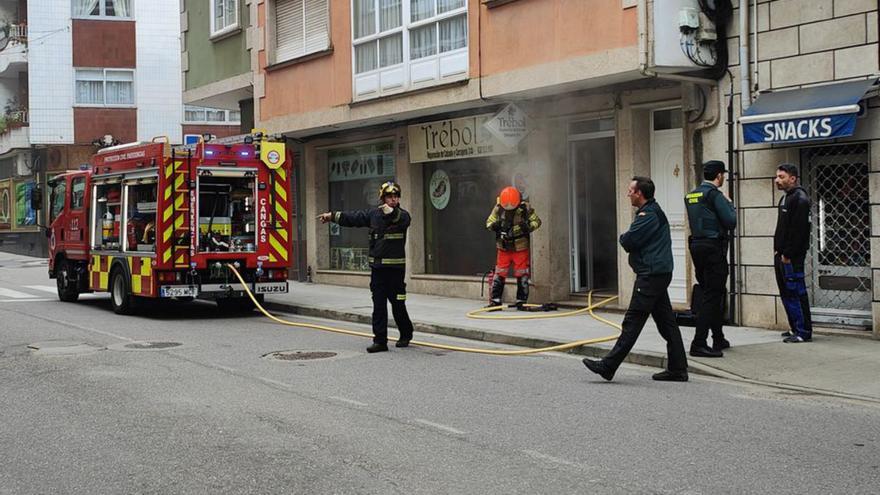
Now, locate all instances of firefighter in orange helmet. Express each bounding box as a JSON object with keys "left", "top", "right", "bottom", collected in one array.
[{"left": 485, "top": 186, "right": 542, "bottom": 308}]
